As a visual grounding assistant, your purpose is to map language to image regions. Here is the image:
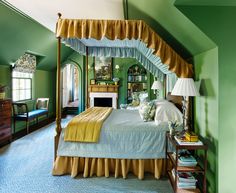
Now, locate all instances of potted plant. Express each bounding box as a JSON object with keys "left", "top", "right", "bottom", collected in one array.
[
  {"left": 0, "top": 84, "right": 7, "bottom": 100},
  {"left": 168, "top": 121, "right": 179, "bottom": 136}
]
